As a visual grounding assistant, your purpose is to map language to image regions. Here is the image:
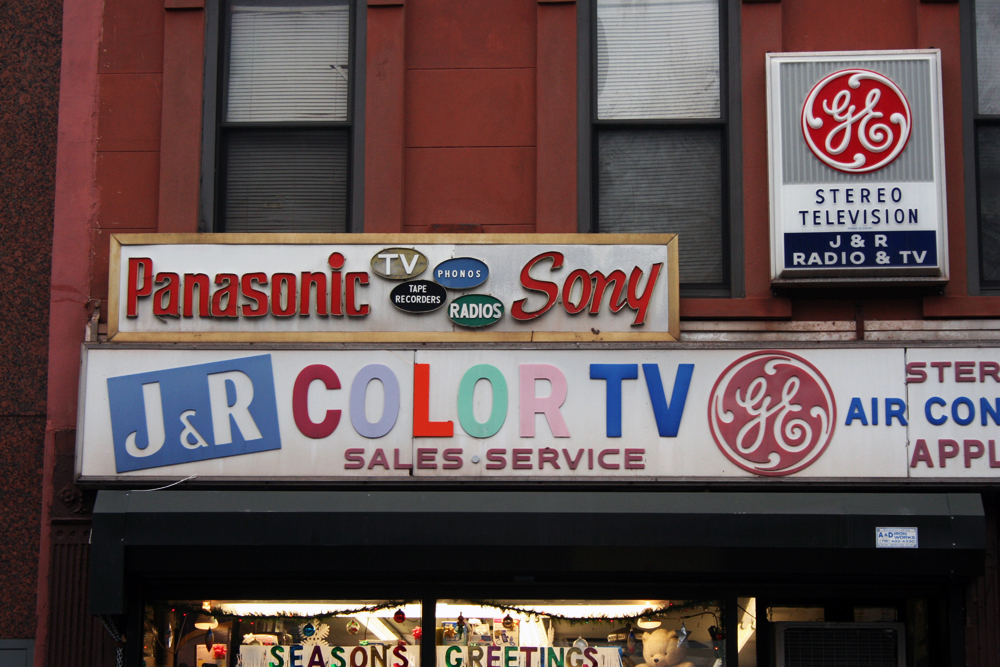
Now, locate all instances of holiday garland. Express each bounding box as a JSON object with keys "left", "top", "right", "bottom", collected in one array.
[
  {"left": 456, "top": 600, "right": 718, "bottom": 627},
  {"left": 160, "top": 600, "right": 718, "bottom": 626}
]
